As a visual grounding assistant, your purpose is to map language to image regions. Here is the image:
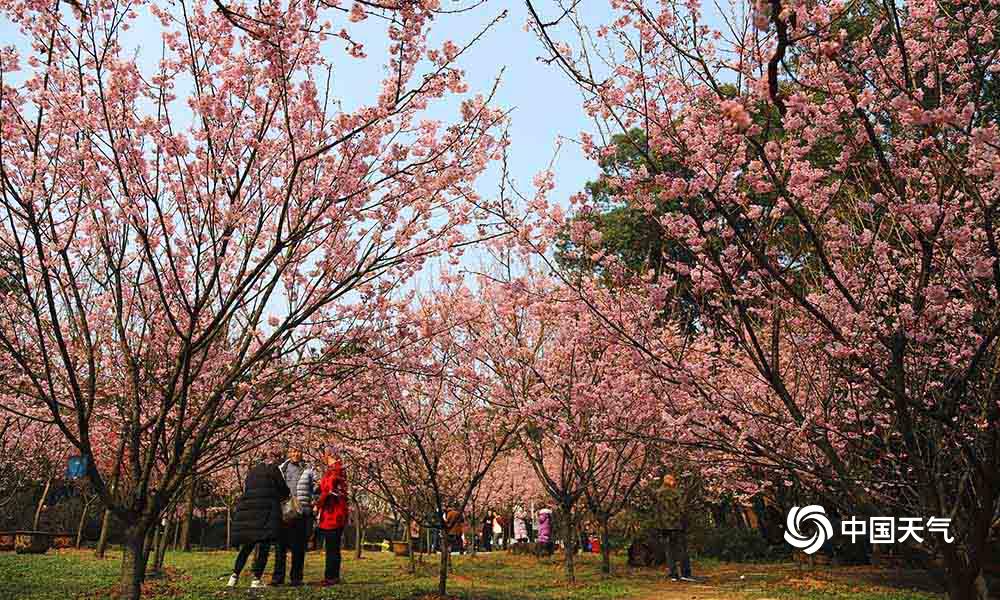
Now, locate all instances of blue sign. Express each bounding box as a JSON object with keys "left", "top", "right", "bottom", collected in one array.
[{"left": 66, "top": 455, "right": 89, "bottom": 480}]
